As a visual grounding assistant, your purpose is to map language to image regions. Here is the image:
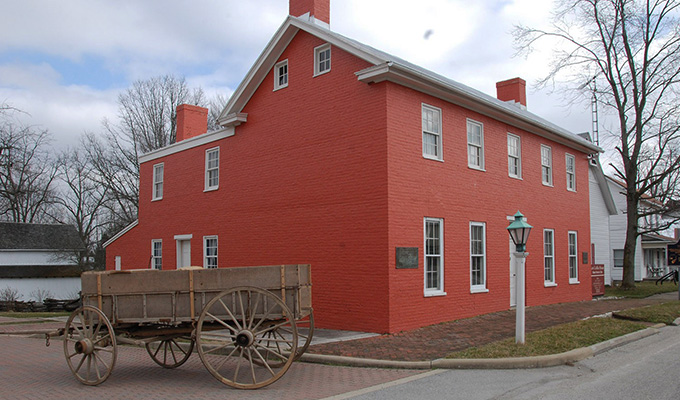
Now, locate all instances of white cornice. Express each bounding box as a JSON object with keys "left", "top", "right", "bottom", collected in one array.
[
  {"left": 356, "top": 64, "right": 602, "bottom": 155},
  {"left": 138, "top": 127, "right": 235, "bottom": 164},
  {"left": 103, "top": 220, "right": 139, "bottom": 248}
]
